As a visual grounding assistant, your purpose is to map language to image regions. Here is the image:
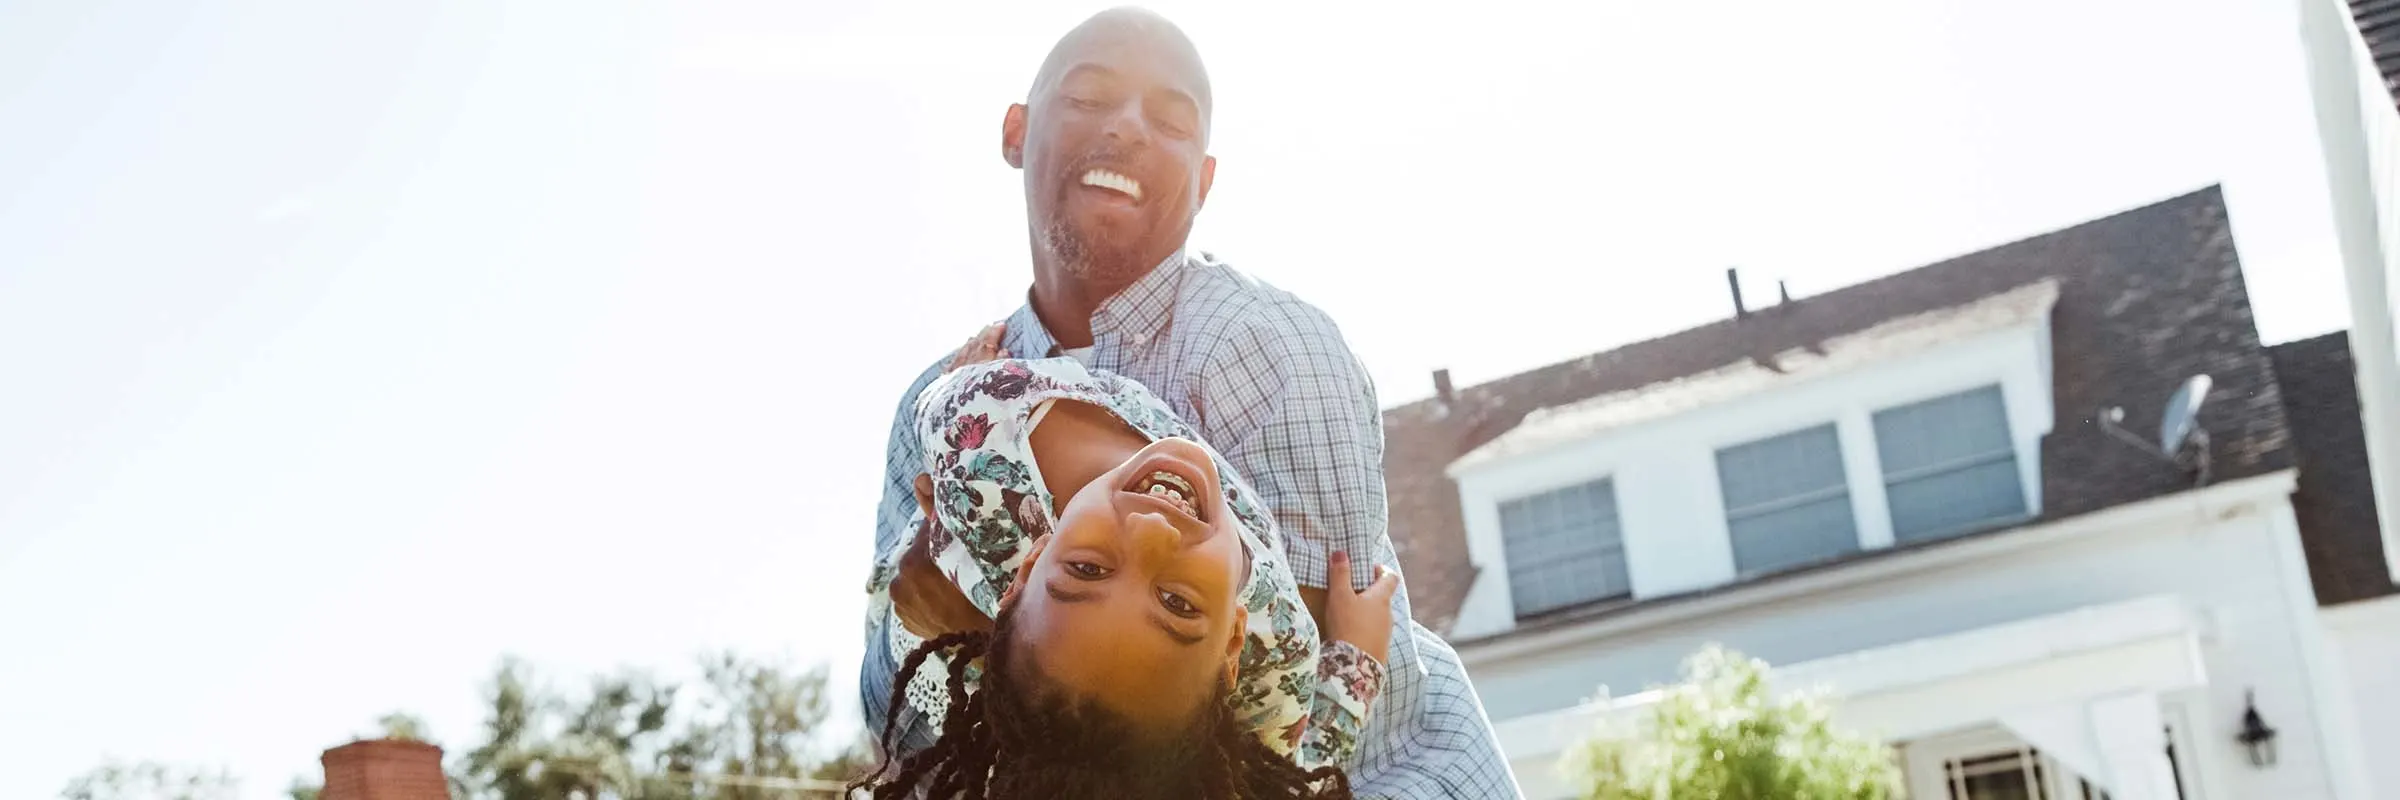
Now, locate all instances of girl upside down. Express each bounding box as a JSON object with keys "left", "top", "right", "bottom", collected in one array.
[{"left": 858, "top": 356, "right": 1397, "bottom": 799}]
